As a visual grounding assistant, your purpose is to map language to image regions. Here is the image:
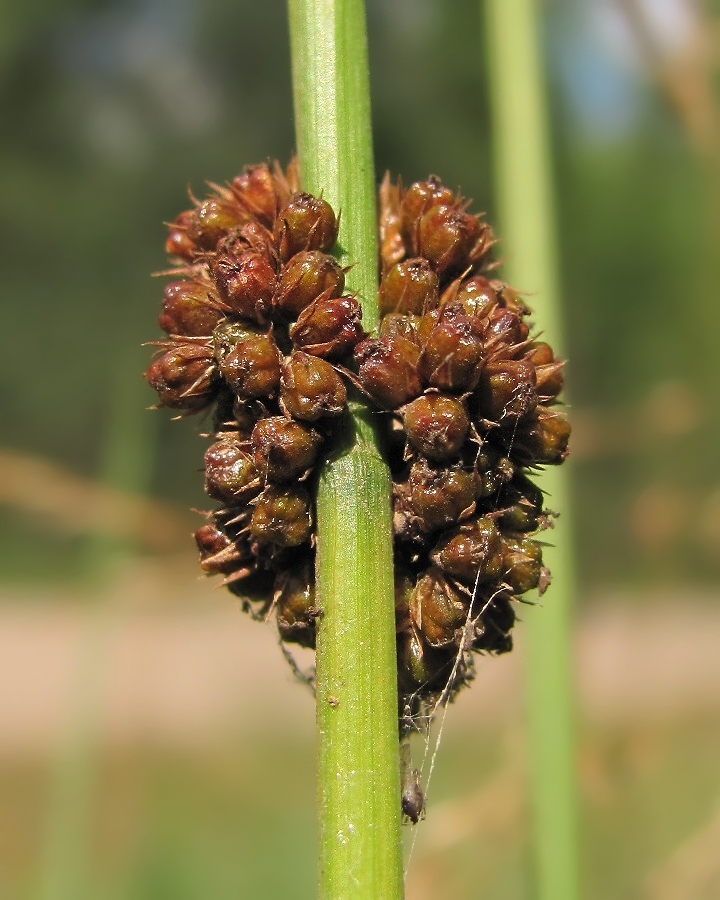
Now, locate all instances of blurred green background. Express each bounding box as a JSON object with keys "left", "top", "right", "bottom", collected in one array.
[{"left": 2, "top": 0, "right": 720, "bottom": 897}]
